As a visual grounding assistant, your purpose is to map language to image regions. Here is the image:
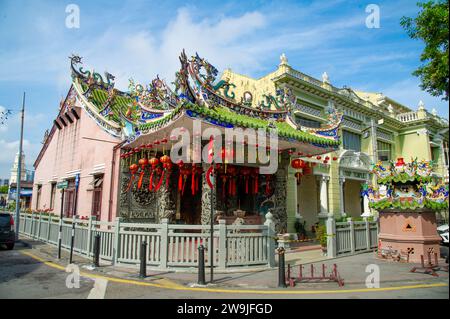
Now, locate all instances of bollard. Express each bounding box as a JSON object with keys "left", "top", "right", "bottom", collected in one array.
[
  {"left": 93, "top": 234, "right": 101, "bottom": 267},
  {"left": 69, "top": 215, "right": 76, "bottom": 264},
  {"left": 139, "top": 241, "right": 147, "bottom": 278},
  {"left": 278, "top": 247, "right": 287, "bottom": 288},
  {"left": 198, "top": 245, "right": 206, "bottom": 285}
]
